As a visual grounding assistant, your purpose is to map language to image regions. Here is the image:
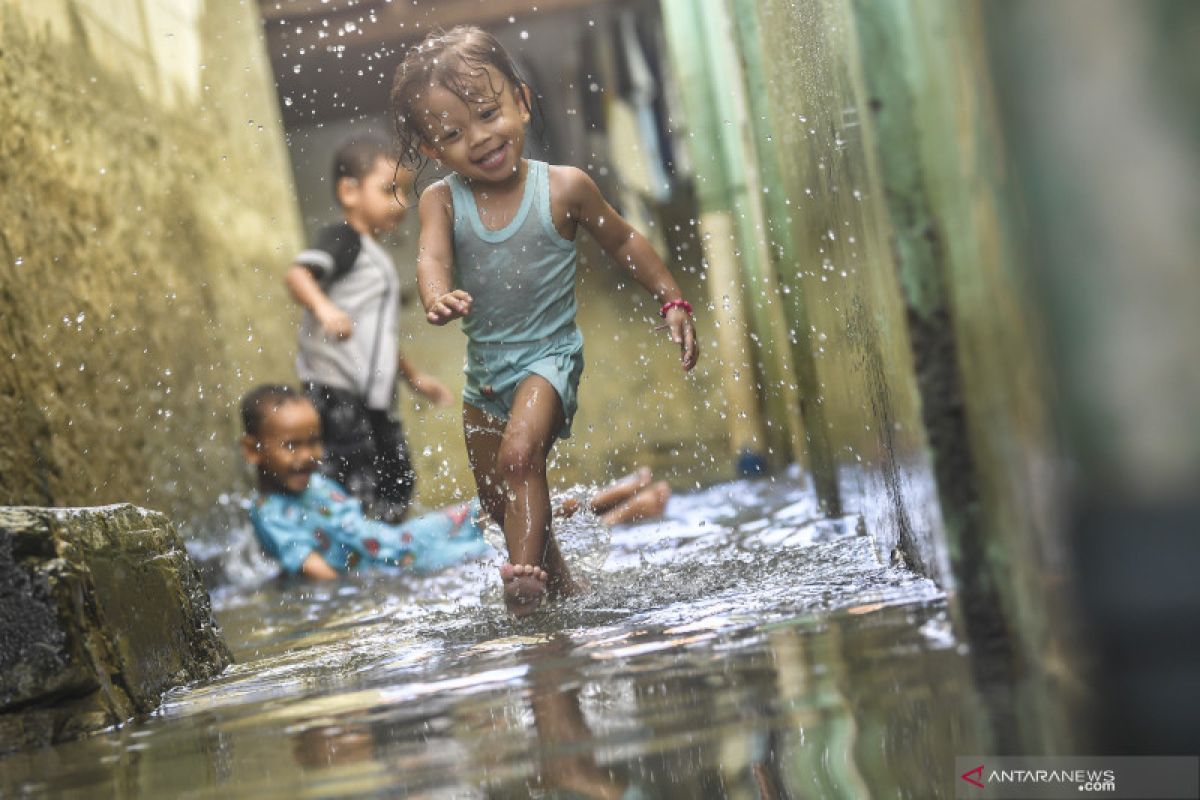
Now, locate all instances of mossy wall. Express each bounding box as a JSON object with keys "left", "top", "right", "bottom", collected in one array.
[
  {"left": 730, "top": 0, "right": 948, "bottom": 580},
  {"left": 0, "top": 1, "right": 302, "bottom": 521},
  {"left": 715, "top": 0, "right": 1071, "bottom": 748}
]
